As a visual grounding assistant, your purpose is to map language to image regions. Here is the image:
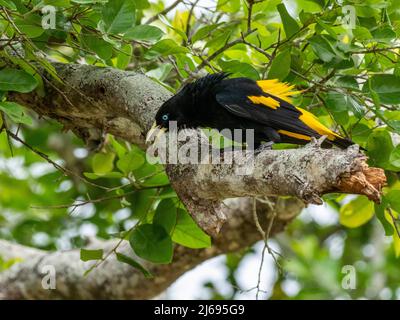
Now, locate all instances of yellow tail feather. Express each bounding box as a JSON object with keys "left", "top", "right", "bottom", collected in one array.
[
  {"left": 256, "top": 79, "right": 302, "bottom": 103},
  {"left": 296, "top": 107, "right": 341, "bottom": 141}
]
